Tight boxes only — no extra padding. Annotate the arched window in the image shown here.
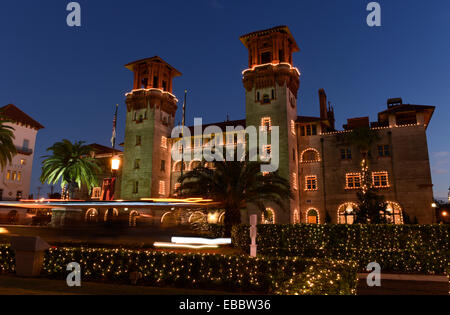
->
[337,203,358,224]
[262,208,275,224]
[85,208,98,222]
[300,148,321,163]
[307,209,319,224]
[385,201,403,224]
[293,209,300,224]
[173,161,187,172]
[189,160,202,170]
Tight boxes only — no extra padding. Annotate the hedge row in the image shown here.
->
[231,224,450,274]
[0,245,14,273]
[0,245,358,295]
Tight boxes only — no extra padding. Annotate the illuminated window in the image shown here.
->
[293,209,300,224]
[305,176,318,191]
[372,171,389,188]
[307,209,319,224]
[6,171,11,181]
[346,173,361,189]
[262,208,275,224]
[291,120,296,135]
[17,172,21,182]
[338,203,357,224]
[300,148,321,163]
[161,136,168,149]
[159,181,166,196]
[174,183,181,195]
[12,172,17,181]
[20,159,26,165]
[340,148,352,160]
[16,191,22,201]
[91,187,102,200]
[378,145,390,157]
[292,173,298,190]
[260,117,272,131]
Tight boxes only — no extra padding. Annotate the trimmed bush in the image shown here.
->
[0,244,358,294]
[232,224,450,274]
[0,244,14,273]
[40,247,357,294]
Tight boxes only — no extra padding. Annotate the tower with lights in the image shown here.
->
[121,57,181,200]
[240,26,301,223]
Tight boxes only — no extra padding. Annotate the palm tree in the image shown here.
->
[0,114,17,170]
[177,160,293,236]
[40,140,101,199]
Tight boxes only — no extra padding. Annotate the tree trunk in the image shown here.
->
[224,207,241,237]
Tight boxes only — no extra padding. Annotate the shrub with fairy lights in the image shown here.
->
[232,224,450,274]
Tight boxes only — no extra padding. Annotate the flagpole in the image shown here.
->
[181,90,187,179]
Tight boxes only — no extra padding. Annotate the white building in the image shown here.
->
[0,104,43,223]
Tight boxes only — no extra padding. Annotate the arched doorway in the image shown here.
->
[85,208,98,222]
[7,210,18,225]
[188,211,206,224]
[161,212,177,227]
[129,210,139,227]
[262,208,275,224]
[306,209,319,224]
[104,208,119,222]
[337,202,358,224]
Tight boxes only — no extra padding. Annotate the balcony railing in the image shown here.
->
[16,146,33,155]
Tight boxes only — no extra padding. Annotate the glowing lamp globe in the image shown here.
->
[111,157,121,171]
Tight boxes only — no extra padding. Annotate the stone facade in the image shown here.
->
[107,26,436,225]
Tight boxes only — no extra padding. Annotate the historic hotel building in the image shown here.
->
[105,26,435,225]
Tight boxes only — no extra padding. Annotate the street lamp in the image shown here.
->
[111,156,121,171]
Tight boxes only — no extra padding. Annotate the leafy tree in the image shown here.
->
[40,140,101,199]
[177,160,293,236]
[0,114,17,170]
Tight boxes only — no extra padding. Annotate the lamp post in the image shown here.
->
[109,156,121,201]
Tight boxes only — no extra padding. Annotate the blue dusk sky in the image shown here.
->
[0,0,449,199]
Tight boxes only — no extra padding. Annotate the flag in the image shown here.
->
[111,104,119,148]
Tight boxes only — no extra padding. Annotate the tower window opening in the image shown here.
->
[256,91,260,101]
[162,80,167,91]
[263,94,270,104]
[271,89,275,100]
[279,49,285,62]
[141,78,148,89]
[261,51,272,64]
[153,76,158,88]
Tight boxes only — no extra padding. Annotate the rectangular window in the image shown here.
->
[260,117,272,131]
[136,136,141,146]
[340,148,352,160]
[16,191,22,201]
[292,173,298,190]
[372,171,389,188]
[161,136,168,149]
[0,189,3,201]
[305,176,318,191]
[133,181,139,194]
[20,159,26,165]
[159,181,166,196]
[291,120,296,135]
[378,145,390,157]
[91,187,102,200]
[301,124,317,136]
[23,139,29,150]
[346,173,361,189]
[160,160,166,172]
[12,171,17,181]
[17,172,22,182]
[134,159,140,169]
[6,171,11,181]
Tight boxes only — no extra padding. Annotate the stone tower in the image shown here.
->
[240,26,300,223]
[121,56,181,200]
